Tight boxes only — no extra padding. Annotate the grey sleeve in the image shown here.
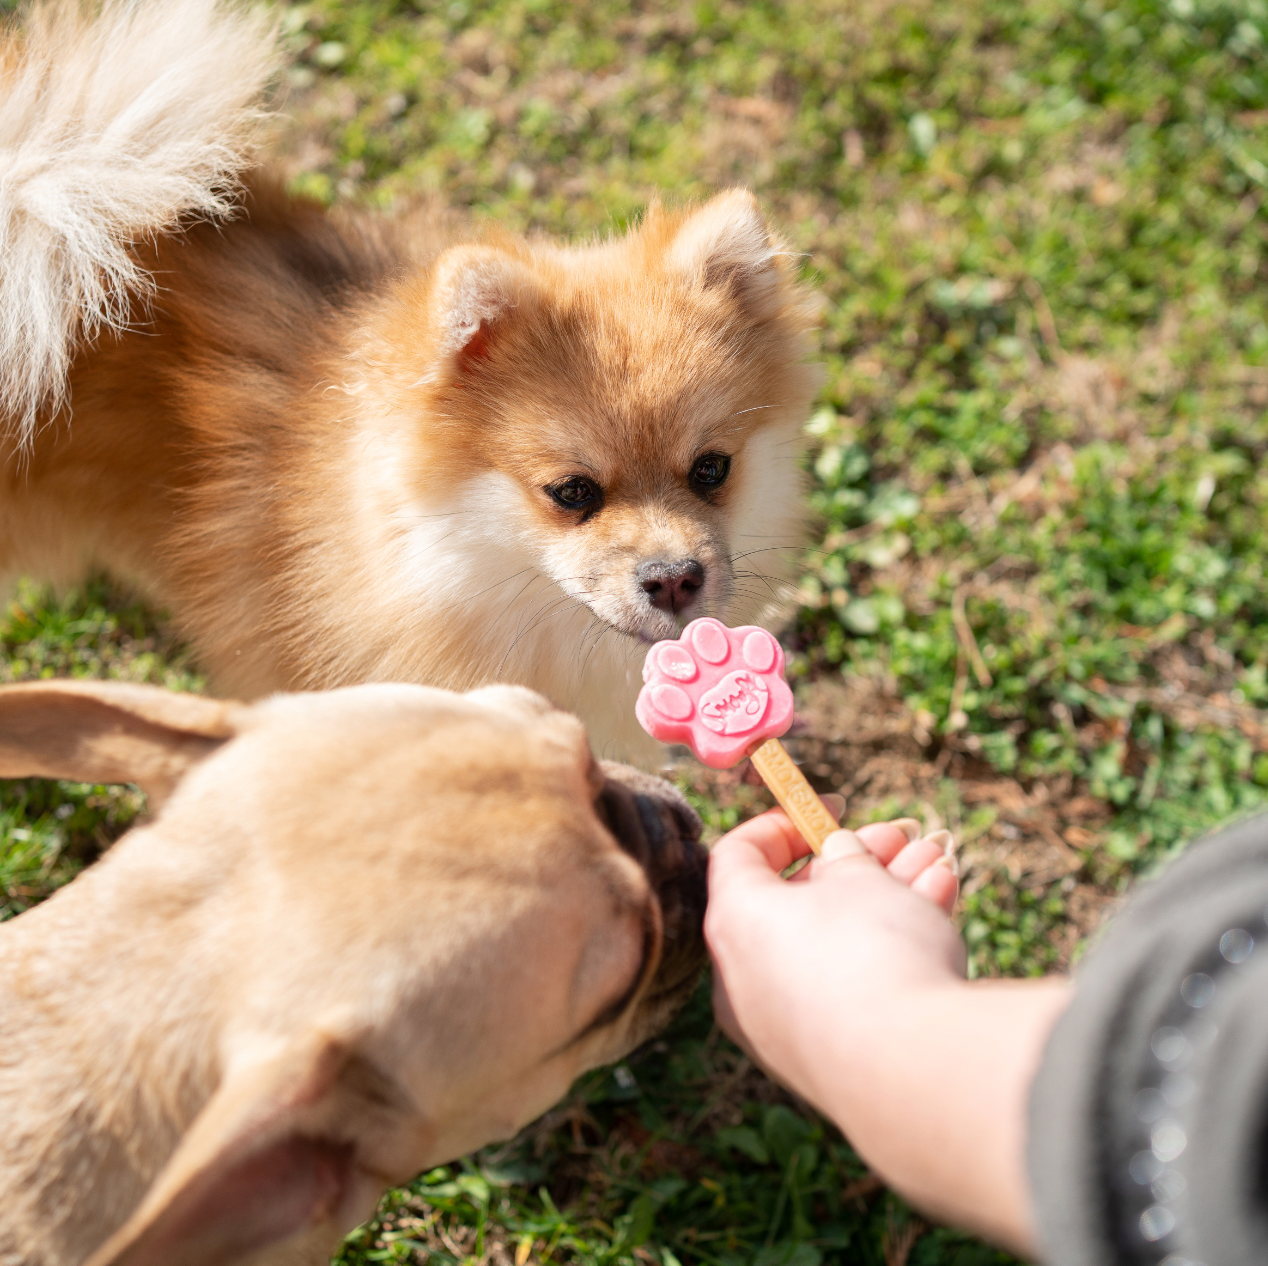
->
[1028,812,1268,1266]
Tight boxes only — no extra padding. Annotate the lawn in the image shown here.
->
[4,0,1268,1261]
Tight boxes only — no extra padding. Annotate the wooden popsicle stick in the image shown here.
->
[748,737,839,854]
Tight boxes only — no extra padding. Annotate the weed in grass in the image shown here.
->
[960,881,1069,979]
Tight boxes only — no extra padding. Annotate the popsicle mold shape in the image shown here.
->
[637,618,841,853]
[636,618,794,769]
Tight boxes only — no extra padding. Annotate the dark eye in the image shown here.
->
[690,452,731,492]
[546,476,601,511]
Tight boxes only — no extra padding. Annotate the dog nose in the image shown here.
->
[637,559,705,614]
[596,763,708,1019]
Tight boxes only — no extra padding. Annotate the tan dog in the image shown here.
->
[0,0,819,763]
[0,679,706,1266]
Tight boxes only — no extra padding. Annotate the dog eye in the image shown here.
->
[547,476,601,510]
[689,452,731,491]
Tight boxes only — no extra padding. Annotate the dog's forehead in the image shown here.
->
[473,291,789,480]
[228,683,594,789]
[152,683,619,893]
[245,680,562,730]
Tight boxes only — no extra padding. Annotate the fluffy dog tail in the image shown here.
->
[0,0,277,444]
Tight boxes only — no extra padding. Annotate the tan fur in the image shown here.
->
[0,2,820,761]
[0,679,707,1266]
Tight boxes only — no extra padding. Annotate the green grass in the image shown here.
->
[331,984,1012,1266]
[7,0,1268,1260]
[0,579,202,917]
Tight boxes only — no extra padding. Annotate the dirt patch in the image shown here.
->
[679,670,1122,971]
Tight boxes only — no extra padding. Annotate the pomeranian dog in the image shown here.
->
[0,0,819,760]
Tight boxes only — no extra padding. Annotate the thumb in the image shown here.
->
[708,823,795,902]
[820,828,869,861]
[811,828,883,880]
[705,825,790,970]
[708,806,818,900]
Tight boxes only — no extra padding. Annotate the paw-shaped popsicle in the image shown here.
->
[636,618,794,769]
[637,618,838,853]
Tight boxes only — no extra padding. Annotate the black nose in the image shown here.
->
[596,762,708,1019]
[637,559,705,614]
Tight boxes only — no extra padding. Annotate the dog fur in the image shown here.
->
[0,678,707,1266]
[0,0,820,761]
[0,0,274,437]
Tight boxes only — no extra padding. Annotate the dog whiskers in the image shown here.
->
[497,588,602,676]
[734,570,785,599]
[488,571,548,628]
[727,544,802,564]
[576,615,615,683]
[457,566,539,605]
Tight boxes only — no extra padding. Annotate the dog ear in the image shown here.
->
[431,244,539,373]
[666,189,788,319]
[82,1031,394,1266]
[0,679,242,808]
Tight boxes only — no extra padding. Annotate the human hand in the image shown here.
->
[705,804,966,1118]
[706,803,1069,1254]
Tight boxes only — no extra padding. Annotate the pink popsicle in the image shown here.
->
[636,617,839,853]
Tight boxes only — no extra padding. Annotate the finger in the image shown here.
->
[708,808,810,895]
[854,819,921,865]
[887,837,949,885]
[820,828,869,861]
[923,828,955,855]
[710,967,745,1047]
[911,857,959,912]
[786,858,814,883]
[807,828,884,880]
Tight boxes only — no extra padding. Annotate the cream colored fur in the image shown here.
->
[0,0,274,441]
[0,678,706,1266]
